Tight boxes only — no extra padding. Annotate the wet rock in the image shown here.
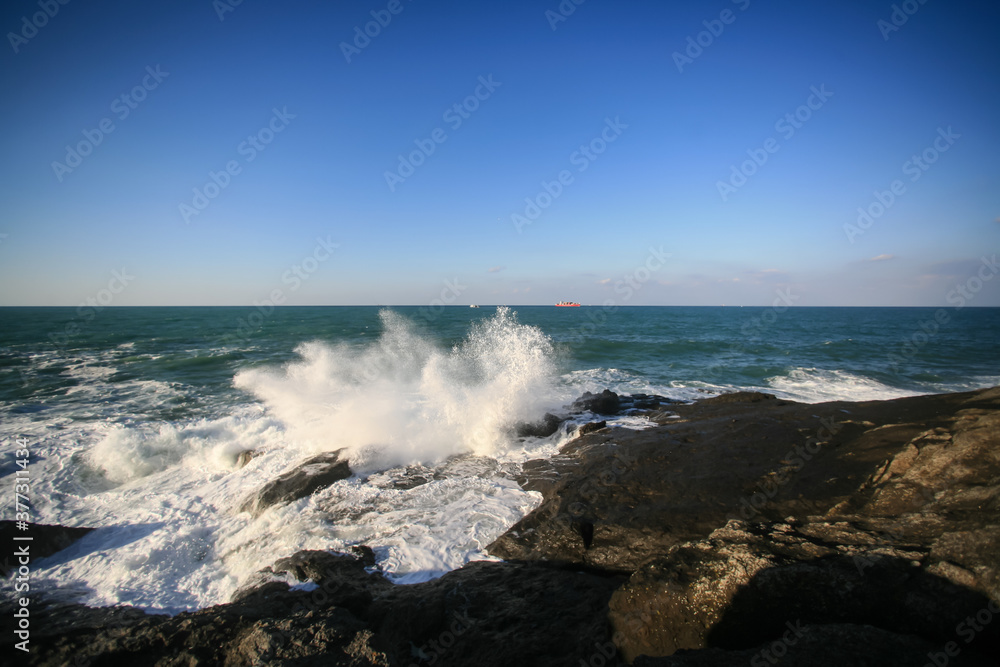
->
[578,420,607,436]
[620,393,680,411]
[17,554,625,667]
[572,389,622,415]
[0,522,94,573]
[12,386,999,667]
[239,450,352,517]
[514,412,565,438]
[235,449,258,468]
[698,391,783,405]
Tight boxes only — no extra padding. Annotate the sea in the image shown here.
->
[1,305,998,614]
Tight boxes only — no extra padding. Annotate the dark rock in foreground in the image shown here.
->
[514,412,565,438]
[0,522,94,575]
[239,449,352,517]
[493,386,1000,664]
[488,388,999,573]
[7,387,999,666]
[572,388,623,415]
[12,551,623,667]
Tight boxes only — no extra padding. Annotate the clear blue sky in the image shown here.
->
[1,0,997,306]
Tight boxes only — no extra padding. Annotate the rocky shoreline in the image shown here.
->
[4,387,999,666]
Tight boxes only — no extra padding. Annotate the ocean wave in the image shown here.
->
[765,367,923,403]
[233,307,560,470]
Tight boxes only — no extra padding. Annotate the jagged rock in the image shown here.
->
[239,450,352,517]
[235,449,258,468]
[0,522,94,574]
[11,387,1000,667]
[489,388,1000,574]
[578,420,607,436]
[514,412,565,438]
[572,389,622,415]
[14,555,625,667]
[609,519,999,662]
[621,393,679,411]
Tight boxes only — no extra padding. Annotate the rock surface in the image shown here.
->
[5,387,999,666]
[488,389,999,573]
[239,449,352,517]
[10,551,623,667]
[0,522,94,575]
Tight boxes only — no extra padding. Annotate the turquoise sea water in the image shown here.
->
[0,305,998,612]
[2,305,998,407]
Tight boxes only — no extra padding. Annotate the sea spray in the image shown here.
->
[233,307,559,470]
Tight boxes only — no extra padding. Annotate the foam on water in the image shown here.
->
[765,367,923,403]
[15,307,565,612]
[6,307,994,614]
[233,307,560,470]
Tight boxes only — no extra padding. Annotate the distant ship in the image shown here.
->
[555,301,581,307]
[469,304,480,308]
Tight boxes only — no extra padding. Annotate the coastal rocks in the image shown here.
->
[239,449,352,517]
[488,388,995,573]
[10,387,1000,666]
[571,390,679,416]
[572,389,622,414]
[0,522,94,573]
[608,519,999,662]
[235,449,258,468]
[513,392,677,440]
[578,420,607,436]
[16,551,625,667]
[514,412,566,438]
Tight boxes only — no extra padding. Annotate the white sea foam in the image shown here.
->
[12,307,565,613]
[233,307,561,470]
[12,309,988,615]
[765,367,923,403]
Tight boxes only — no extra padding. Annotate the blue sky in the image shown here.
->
[1,0,997,306]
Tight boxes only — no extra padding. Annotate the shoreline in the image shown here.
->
[4,386,999,665]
